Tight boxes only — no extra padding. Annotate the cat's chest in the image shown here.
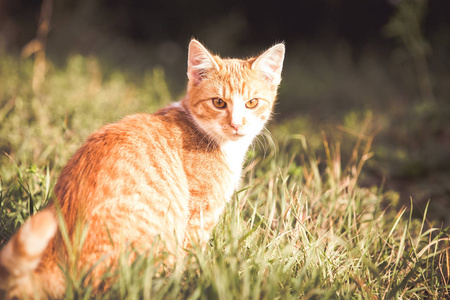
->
[184,135,251,209]
[219,139,251,200]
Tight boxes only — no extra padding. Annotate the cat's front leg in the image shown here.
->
[184,204,224,250]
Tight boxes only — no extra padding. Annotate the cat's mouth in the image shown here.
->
[226,131,245,140]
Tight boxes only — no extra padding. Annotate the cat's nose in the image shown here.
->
[229,122,242,132]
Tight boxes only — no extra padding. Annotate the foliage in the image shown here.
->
[0,54,449,299]
[0,54,171,241]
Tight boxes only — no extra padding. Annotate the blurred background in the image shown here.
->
[0,0,449,224]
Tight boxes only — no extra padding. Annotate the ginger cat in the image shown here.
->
[0,39,285,299]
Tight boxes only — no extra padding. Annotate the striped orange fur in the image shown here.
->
[0,39,285,299]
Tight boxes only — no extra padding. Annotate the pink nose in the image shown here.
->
[230,123,242,132]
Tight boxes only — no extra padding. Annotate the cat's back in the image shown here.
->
[95,104,188,150]
[63,103,192,172]
[54,105,197,219]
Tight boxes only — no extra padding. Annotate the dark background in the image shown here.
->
[2,0,449,75]
[1,0,449,105]
[1,0,450,224]
[2,0,449,48]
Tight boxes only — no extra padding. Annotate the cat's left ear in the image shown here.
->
[187,39,219,85]
[252,43,285,86]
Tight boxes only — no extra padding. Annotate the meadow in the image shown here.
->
[0,49,449,299]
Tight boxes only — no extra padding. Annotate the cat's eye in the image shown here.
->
[245,98,259,109]
[212,98,227,109]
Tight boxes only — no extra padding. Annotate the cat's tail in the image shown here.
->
[0,209,58,299]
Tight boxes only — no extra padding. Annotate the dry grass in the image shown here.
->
[0,54,449,299]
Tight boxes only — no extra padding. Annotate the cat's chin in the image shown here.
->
[223,132,248,142]
[227,135,243,141]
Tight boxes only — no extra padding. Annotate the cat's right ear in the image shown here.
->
[188,39,219,85]
[252,43,285,86]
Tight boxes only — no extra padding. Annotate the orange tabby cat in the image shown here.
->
[0,39,285,299]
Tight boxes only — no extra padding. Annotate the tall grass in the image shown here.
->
[0,54,449,299]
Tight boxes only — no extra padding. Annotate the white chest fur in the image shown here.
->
[220,137,252,201]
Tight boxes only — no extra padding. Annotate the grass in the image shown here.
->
[1,53,449,299]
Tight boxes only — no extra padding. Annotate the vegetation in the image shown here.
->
[0,52,449,299]
[1,1,449,298]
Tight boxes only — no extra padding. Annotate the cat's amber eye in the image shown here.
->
[212,98,227,109]
[245,98,259,109]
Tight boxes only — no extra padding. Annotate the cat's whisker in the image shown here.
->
[252,131,264,151]
[262,128,276,152]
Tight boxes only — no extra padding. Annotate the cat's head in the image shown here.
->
[183,39,285,144]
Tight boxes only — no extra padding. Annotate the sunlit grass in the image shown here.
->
[0,54,449,299]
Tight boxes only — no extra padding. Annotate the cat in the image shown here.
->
[0,39,285,299]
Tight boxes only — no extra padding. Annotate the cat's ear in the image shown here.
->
[187,39,219,85]
[252,43,285,86]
